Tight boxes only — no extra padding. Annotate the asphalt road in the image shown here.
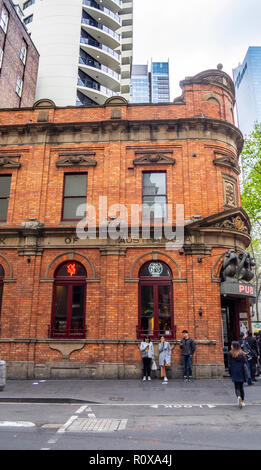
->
[0,396,261,451]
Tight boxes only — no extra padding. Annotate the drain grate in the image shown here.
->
[65,418,128,433]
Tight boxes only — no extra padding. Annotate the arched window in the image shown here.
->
[0,264,4,319]
[50,261,87,338]
[138,261,175,339]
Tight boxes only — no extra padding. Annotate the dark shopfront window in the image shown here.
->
[50,261,87,338]
[138,261,175,340]
[0,264,4,319]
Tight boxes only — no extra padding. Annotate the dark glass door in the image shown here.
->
[52,282,85,338]
[139,281,173,339]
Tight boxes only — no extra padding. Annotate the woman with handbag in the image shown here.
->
[158,336,172,384]
[139,336,154,381]
[228,341,248,408]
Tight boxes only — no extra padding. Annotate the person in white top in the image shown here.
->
[139,336,154,381]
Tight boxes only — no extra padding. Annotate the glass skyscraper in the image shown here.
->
[130,60,170,103]
[233,47,261,136]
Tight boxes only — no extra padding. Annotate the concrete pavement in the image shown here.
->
[0,376,260,405]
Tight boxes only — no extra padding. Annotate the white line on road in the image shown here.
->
[57,415,78,434]
[0,421,35,427]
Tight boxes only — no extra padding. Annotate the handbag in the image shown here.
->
[244,362,250,382]
[151,360,157,370]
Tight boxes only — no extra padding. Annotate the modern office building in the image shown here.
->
[16,0,133,106]
[233,47,261,136]
[130,60,170,103]
[0,0,39,108]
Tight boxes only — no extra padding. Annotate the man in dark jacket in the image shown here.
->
[180,330,196,382]
[245,331,259,382]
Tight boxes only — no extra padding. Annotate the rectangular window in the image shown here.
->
[24,14,33,24]
[0,47,3,69]
[23,0,35,9]
[20,43,28,65]
[0,7,9,33]
[142,172,167,219]
[16,76,23,97]
[0,175,11,222]
[62,173,87,220]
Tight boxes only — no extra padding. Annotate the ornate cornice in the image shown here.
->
[0,117,244,155]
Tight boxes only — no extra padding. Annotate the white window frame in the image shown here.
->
[16,76,23,97]
[0,7,9,33]
[20,44,27,65]
[0,47,3,69]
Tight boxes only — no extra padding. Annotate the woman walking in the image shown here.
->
[158,336,172,384]
[140,336,154,381]
[228,341,247,408]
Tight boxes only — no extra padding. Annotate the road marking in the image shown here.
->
[57,415,78,434]
[0,421,35,427]
[75,405,88,414]
[65,417,128,433]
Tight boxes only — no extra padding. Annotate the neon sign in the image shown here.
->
[67,263,77,277]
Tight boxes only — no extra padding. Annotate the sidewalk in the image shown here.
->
[0,376,260,405]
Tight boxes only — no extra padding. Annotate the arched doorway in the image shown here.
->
[138,261,174,339]
[50,261,87,338]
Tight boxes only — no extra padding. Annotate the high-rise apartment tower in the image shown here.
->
[17,0,133,106]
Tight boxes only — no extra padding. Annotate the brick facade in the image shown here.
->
[0,68,254,379]
[0,0,39,108]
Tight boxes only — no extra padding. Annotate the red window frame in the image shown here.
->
[50,262,87,339]
[137,261,175,340]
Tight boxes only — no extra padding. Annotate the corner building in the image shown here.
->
[0,68,255,379]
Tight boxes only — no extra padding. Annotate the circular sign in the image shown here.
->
[148,262,163,277]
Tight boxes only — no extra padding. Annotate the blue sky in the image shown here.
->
[133,0,261,99]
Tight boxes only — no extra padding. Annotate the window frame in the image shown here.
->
[142,170,167,221]
[137,261,175,340]
[15,76,23,97]
[50,261,87,339]
[20,42,28,65]
[0,174,11,222]
[61,172,88,222]
[0,6,9,34]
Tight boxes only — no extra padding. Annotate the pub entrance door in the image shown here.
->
[221,297,250,368]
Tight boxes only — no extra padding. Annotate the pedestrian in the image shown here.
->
[239,332,252,385]
[180,330,196,382]
[228,341,247,408]
[158,336,172,384]
[245,331,259,382]
[139,336,154,381]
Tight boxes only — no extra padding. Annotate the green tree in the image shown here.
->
[240,122,261,319]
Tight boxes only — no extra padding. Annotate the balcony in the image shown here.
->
[48,324,87,339]
[80,35,120,72]
[82,0,121,31]
[81,17,120,50]
[96,0,122,14]
[79,55,120,90]
[77,76,118,105]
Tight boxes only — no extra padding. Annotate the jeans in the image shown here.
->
[234,381,245,401]
[182,355,192,377]
[142,357,152,378]
[247,361,252,385]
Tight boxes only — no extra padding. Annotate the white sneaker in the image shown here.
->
[148,376,151,381]
[162,377,168,384]
[143,376,146,381]
[238,397,242,409]
[242,402,246,407]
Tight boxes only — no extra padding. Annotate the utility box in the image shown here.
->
[0,361,6,391]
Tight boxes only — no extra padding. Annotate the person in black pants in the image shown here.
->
[180,330,196,381]
[228,341,247,408]
[139,336,154,381]
[245,331,259,382]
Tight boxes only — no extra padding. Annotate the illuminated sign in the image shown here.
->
[67,263,77,277]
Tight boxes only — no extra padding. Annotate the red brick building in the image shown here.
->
[0,0,39,108]
[0,68,256,379]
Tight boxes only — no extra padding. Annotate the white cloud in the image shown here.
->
[133,0,261,99]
